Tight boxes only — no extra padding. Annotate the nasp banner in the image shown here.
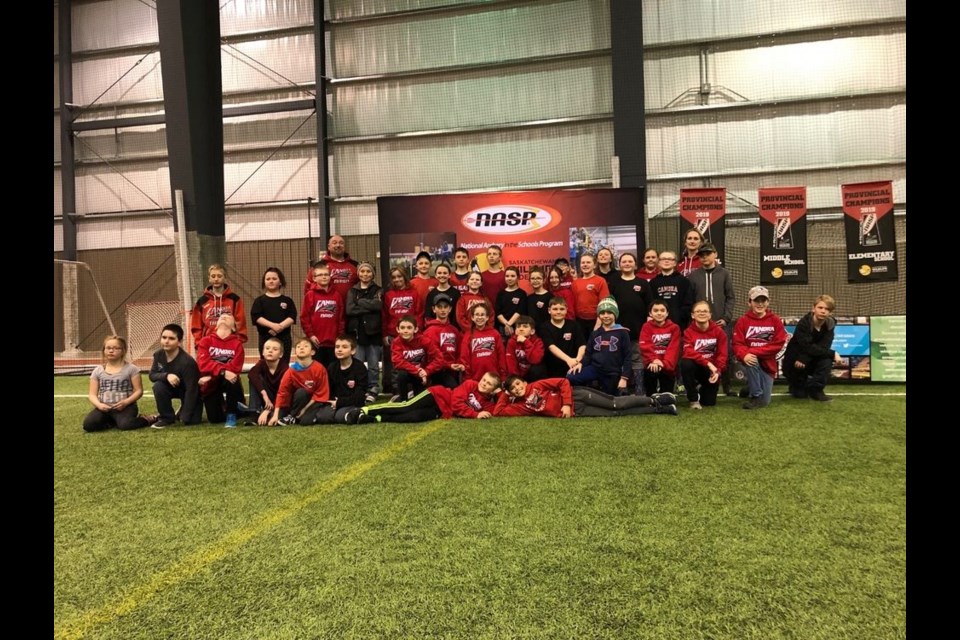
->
[377,189,645,290]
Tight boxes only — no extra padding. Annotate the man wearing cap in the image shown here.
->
[732,286,788,410]
[304,235,360,300]
[687,243,737,395]
[566,297,634,395]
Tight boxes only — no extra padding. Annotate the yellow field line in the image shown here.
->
[54,420,447,640]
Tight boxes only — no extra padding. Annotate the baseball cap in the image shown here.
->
[698,243,717,255]
[749,286,770,300]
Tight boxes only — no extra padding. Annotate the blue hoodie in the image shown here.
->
[584,323,633,379]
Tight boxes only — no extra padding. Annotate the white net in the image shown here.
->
[126,301,186,370]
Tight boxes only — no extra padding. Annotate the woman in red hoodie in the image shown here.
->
[458,302,506,382]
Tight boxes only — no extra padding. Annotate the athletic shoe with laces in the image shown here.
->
[742,398,765,410]
[151,417,176,429]
[279,414,297,425]
[365,393,378,405]
[689,401,703,410]
[224,413,238,428]
[809,391,833,402]
[651,392,677,407]
[344,408,361,424]
[656,404,679,416]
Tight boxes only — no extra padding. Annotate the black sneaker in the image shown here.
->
[656,404,679,416]
[651,392,677,407]
[279,415,298,425]
[151,418,176,429]
[344,408,361,424]
[725,390,739,397]
[739,388,751,398]
[742,398,764,410]
[357,411,379,424]
[809,391,833,402]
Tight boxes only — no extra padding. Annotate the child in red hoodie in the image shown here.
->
[420,293,464,389]
[505,315,546,381]
[638,300,681,396]
[350,372,502,423]
[459,302,506,382]
[301,264,345,368]
[732,286,788,410]
[196,313,245,427]
[680,300,729,410]
[190,263,248,346]
[270,338,331,425]
[455,271,493,332]
[495,375,676,418]
[494,376,574,418]
[382,267,423,396]
[391,315,445,400]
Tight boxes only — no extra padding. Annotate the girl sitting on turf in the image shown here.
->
[83,336,158,431]
[679,301,729,410]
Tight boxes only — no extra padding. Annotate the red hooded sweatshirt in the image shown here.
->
[196,331,244,396]
[682,320,729,373]
[391,334,445,376]
[191,284,247,344]
[421,319,462,369]
[429,379,498,419]
[493,378,573,417]
[301,285,345,347]
[505,334,545,378]
[732,309,788,377]
[638,319,682,374]
[459,325,505,382]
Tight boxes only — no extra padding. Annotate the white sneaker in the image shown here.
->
[689,401,703,410]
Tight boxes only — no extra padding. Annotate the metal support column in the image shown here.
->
[156,0,226,301]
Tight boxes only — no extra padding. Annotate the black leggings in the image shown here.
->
[680,359,719,406]
[364,390,442,423]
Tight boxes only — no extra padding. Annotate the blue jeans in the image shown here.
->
[567,365,622,395]
[744,364,774,407]
[356,344,382,394]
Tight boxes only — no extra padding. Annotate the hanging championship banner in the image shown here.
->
[842,181,898,282]
[758,186,808,284]
[679,188,726,258]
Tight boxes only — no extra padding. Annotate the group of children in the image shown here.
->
[82,245,843,431]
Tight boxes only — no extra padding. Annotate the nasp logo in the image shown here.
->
[461,205,561,236]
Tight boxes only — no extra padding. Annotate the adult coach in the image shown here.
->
[303,235,359,299]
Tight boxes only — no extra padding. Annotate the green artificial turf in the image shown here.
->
[54,376,906,639]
